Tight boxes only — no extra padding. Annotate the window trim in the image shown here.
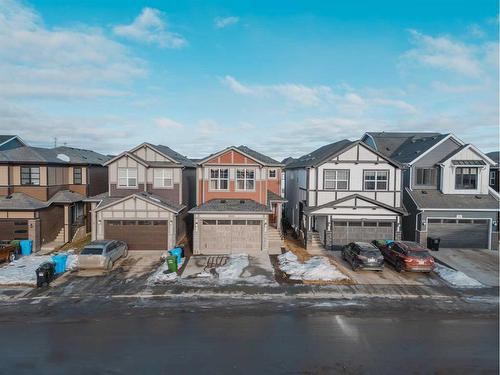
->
[153,168,174,189]
[268,168,278,179]
[363,170,389,191]
[455,167,478,190]
[415,167,437,186]
[20,166,40,186]
[117,167,138,188]
[73,167,82,185]
[490,171,496,186]
[209,168,229,191]
[323,169,350,190]
[235,168,256,191]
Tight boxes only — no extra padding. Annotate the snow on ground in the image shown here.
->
[434,263,483,288]
[147,258,184,285]
[0,252,77,286]
[278,251,349,282]
[216,254,248,281]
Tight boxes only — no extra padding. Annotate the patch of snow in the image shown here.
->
[434,264,483,288]
[216,254,248,280]
[278,251,349,282]
[0,255,52,286]
[147,263,178,284]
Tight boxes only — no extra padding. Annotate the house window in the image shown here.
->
[21,167,40,186]
[236,168,255,190]
[210,168,229,190]
[118,168,137,188]
[73,167,82,185]
[490,171,496,186]
[363,170,389,191]
[455,167,478,190]
[268,169,277,179]
[153,169,173,188]
[415,168,436,186]
[324,170,349,190]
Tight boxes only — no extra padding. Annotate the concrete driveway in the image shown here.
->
[432,249,499,287]
[330,251,446,286]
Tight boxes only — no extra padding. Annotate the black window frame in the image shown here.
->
[363,170,389,191]
[455,167,478,190]
[21,166,40,186]
[73,167,82,185]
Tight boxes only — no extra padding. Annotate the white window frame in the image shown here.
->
[209,168,229,191]
[153,168,173,188]
[118,168,138,188]
[490,171,496,186]
[363,170,389,191]
[236,168,256,191]
[268,169,277,179]
[324,169,349,190]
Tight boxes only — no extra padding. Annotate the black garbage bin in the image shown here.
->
[36,261,55,287]
[427,237,441,251]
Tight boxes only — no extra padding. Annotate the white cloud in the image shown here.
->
[154,117,184,129]
[403,29,483,77]
[431,81,484,93]
[214,16,239,29]
[0,0,145,99]
[468,24,485,38]
[113,7,186,48]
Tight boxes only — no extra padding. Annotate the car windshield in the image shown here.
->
[81,247,103,255]
[360,250,380,257]
[408,250,430,259]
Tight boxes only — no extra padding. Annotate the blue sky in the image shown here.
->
[0,0,498,159]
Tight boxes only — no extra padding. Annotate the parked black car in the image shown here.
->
[341,242,385,271]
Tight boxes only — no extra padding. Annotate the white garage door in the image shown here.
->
[427,219,489,249]
[200,219,262,254]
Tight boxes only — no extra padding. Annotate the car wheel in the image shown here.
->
[341,251,346,261]
[106,259,113,270]
[124,249,128,258]
[395,261,404,273]
[351,261,359,271]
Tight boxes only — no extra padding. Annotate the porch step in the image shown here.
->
[307,232,326,255]
[39,227,66,254]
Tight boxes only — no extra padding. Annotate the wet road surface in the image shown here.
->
[0,309,497,374]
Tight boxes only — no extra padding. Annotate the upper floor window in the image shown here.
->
[268,169,277,179]
[415,168,436,186]
[73,167,82,185]
[153,169,173,188]
[455,167,478,190]
[21,166,40,186]
[324,170,349,190]
[490,171,496,186]
[118,168,137,188]
[210,168,229,190]
[236,168,255,190]
[364,170,388,191]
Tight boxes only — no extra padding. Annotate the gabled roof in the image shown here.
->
[267,190,287,205]
[0,135,26,147]
[305,193,407,215]
[94,192,185,213]
[149,144,196,167]
[0,145,108,166]
[49,190,86,204]
[0,193,48,210]
[189,199,272,214]
[364,132,456,164]
[486,151,499,164]
[105,143,195,168]
[438,144,496,166]
[197,145,283,166]
[285,139,402,169]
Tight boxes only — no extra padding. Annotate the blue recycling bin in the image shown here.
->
[20,240,33,256]
[51,254,68,274]
[168,247,183,265]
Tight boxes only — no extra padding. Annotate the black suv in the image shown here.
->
[341,242,384,271]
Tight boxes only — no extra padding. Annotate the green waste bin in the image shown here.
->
[166,256,178,272]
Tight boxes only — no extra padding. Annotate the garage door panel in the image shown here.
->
[104,220,168,250]
[332,221,394,245]
[428,220,489,249]
[200,219,262,254]
[0,220,28,241]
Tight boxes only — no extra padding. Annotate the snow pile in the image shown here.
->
[0,255,52,286]
[278,251,349,282]
[147,258,185,285]
[434,264,483,288]
[216,254,249,280]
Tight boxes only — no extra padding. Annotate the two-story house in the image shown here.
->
[284,139,407,251]
[88,143,196,250]
[189,146,286,255]
[486,151,499,192]
[362,132,499,250]
[0,145,109,251]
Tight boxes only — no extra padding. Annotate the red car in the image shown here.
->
[373,241,435,273]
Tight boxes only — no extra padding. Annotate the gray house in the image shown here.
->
[362,132,499,250]
[284,140,407,252]
[0,135,27,151]
[487,151,499,193]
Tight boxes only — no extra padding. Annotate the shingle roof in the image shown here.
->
[487,151,499,164]
[0,145,109,165]
[93,192,185,213]
[285,139,353,168]
[151,144,196,167]
[189,199,272,213]
[236,146,282,166]
[407,188,499,210]
[0,135,17,144]
[365,132,450,164]
[267,190,286,205]
[49,190,86,204]
[0,193,47,210]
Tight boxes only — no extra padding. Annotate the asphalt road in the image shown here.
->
[0,307,497,375]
